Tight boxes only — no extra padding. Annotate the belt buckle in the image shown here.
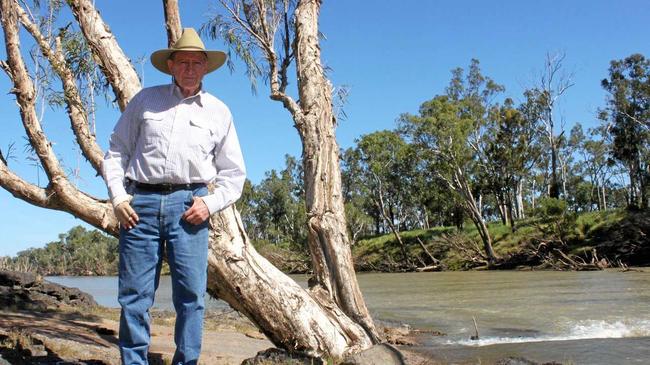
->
[161,183,174,192]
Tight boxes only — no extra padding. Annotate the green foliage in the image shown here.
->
[9,226,118,276]
[238,155,308,250]
[532,198,578,246]
[535,197,568,218]
[600,53,650,209]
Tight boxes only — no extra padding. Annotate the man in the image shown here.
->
[103,28,246,364]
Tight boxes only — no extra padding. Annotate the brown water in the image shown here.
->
[49,270,650,365]
[357,270,650,365]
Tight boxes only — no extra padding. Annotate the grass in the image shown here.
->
[352,208,636,270]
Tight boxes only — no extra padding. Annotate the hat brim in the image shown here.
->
[150,49,227,75]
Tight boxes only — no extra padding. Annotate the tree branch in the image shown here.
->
[1,0,117,235]
[0,160,60,210]
[162,0,182,46]
[220,0,272,54]
[2,0,65,182]
[15,0,104,175]
[67,0,141,110]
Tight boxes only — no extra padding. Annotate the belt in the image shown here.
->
[134,181,206,193]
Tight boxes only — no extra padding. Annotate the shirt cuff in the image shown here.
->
[201,193,223,215]
[111,194,132,208]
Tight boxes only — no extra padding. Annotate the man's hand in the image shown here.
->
[115,201,139,230]
[183,197,210,225]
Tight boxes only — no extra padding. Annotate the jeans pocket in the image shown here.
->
[185,190,194,208]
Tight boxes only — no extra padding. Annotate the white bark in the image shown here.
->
[0,0,116,234]
[14,1,104,174]
[67,0,141,111]
[293,0,379,342]
[516,179,525,219]
[206,206,372,357]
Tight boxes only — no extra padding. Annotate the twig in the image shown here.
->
[471,316,480,340]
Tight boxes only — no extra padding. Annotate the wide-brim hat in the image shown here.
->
[150,28,226,75]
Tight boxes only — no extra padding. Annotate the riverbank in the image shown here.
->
[350,208,650,272]
[231,208,650,274]
[0,270,273,364]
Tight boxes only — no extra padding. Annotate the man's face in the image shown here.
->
[167,51,208,94]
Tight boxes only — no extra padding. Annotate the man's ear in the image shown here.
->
[166,58,174,72]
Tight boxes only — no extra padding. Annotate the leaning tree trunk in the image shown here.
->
[453,167,497,264]
[206,206,373,356]
[0,0,378,359]
[292,0,380,343]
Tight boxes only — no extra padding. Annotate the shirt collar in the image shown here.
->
[169,83,205,107]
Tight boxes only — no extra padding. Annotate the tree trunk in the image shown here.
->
[452,168,496,263]
[67,0,141,111]
[531,178,537,210]
[466,200,496,263]
[516,179,525,219]
[293,0,379,343]
[550,136,560,199]
[162,0,182,46]
[371,175,411,268]
[495,192,507,225]
[205,206,372,357]
[506,189,516,232]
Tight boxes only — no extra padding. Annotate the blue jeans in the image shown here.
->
[118,185,209,365]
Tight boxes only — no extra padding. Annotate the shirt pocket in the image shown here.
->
[141,111,168,148]
[188,119,214,156]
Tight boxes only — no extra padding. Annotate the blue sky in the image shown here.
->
[1,0,648,256]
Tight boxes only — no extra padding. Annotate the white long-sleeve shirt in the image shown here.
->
[103,84,246,214]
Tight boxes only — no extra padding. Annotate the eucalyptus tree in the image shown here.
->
[484,100,541,229]
[340,147,376,241]
[202,0,380,348]
[0,0,378,358]
[528,52,574,199]
[579,126,614,210]
[400,59,502,264]
[253,155,307,247]
[353,130,418,267]
[601,53,650,209]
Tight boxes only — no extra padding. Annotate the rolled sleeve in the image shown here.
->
[102,93,140,208]
[201,116,246,214]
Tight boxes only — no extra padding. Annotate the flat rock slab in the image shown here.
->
[340,343,406,365]
[0,309,273,365]
[0,270,97,311]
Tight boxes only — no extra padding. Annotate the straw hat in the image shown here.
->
[150,28,226,75]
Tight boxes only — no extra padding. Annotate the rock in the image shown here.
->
[241,348,323,365]
[0,270,41,288]
[495,357,538,365]
[495,357,563,365]
[244,330,267,340]
[383,325,419,346]
[340,343,406,365]
[25,343,48,357]
[0,270,97,311]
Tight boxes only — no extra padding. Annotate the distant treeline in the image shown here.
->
[1,226,118,276]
